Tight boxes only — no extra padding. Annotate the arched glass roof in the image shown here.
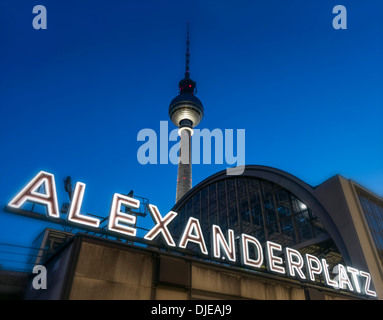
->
[171,175,344,268]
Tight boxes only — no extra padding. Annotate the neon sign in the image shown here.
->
[6,171,377,298]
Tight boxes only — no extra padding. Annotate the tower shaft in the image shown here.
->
[176,128,192,202]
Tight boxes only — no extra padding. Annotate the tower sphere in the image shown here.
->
[168,93,204,129]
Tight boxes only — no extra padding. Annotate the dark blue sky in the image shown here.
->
[0,1,382,270]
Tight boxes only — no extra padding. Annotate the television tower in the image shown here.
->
[169,24,204,203]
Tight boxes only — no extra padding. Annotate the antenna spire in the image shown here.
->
[185,22,190,78]
[178,22,196,94]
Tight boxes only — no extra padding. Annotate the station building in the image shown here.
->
[19,165,382,300]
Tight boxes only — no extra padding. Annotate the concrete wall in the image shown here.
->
[69,241,153,300]
[64,236,359,300]
[191,263,306,300]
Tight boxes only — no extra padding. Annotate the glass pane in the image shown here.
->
[217,180,228,232]
[237,179,251,235]
[262,181,276,226]
[209,184,217,226]
[226,179,239,232]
